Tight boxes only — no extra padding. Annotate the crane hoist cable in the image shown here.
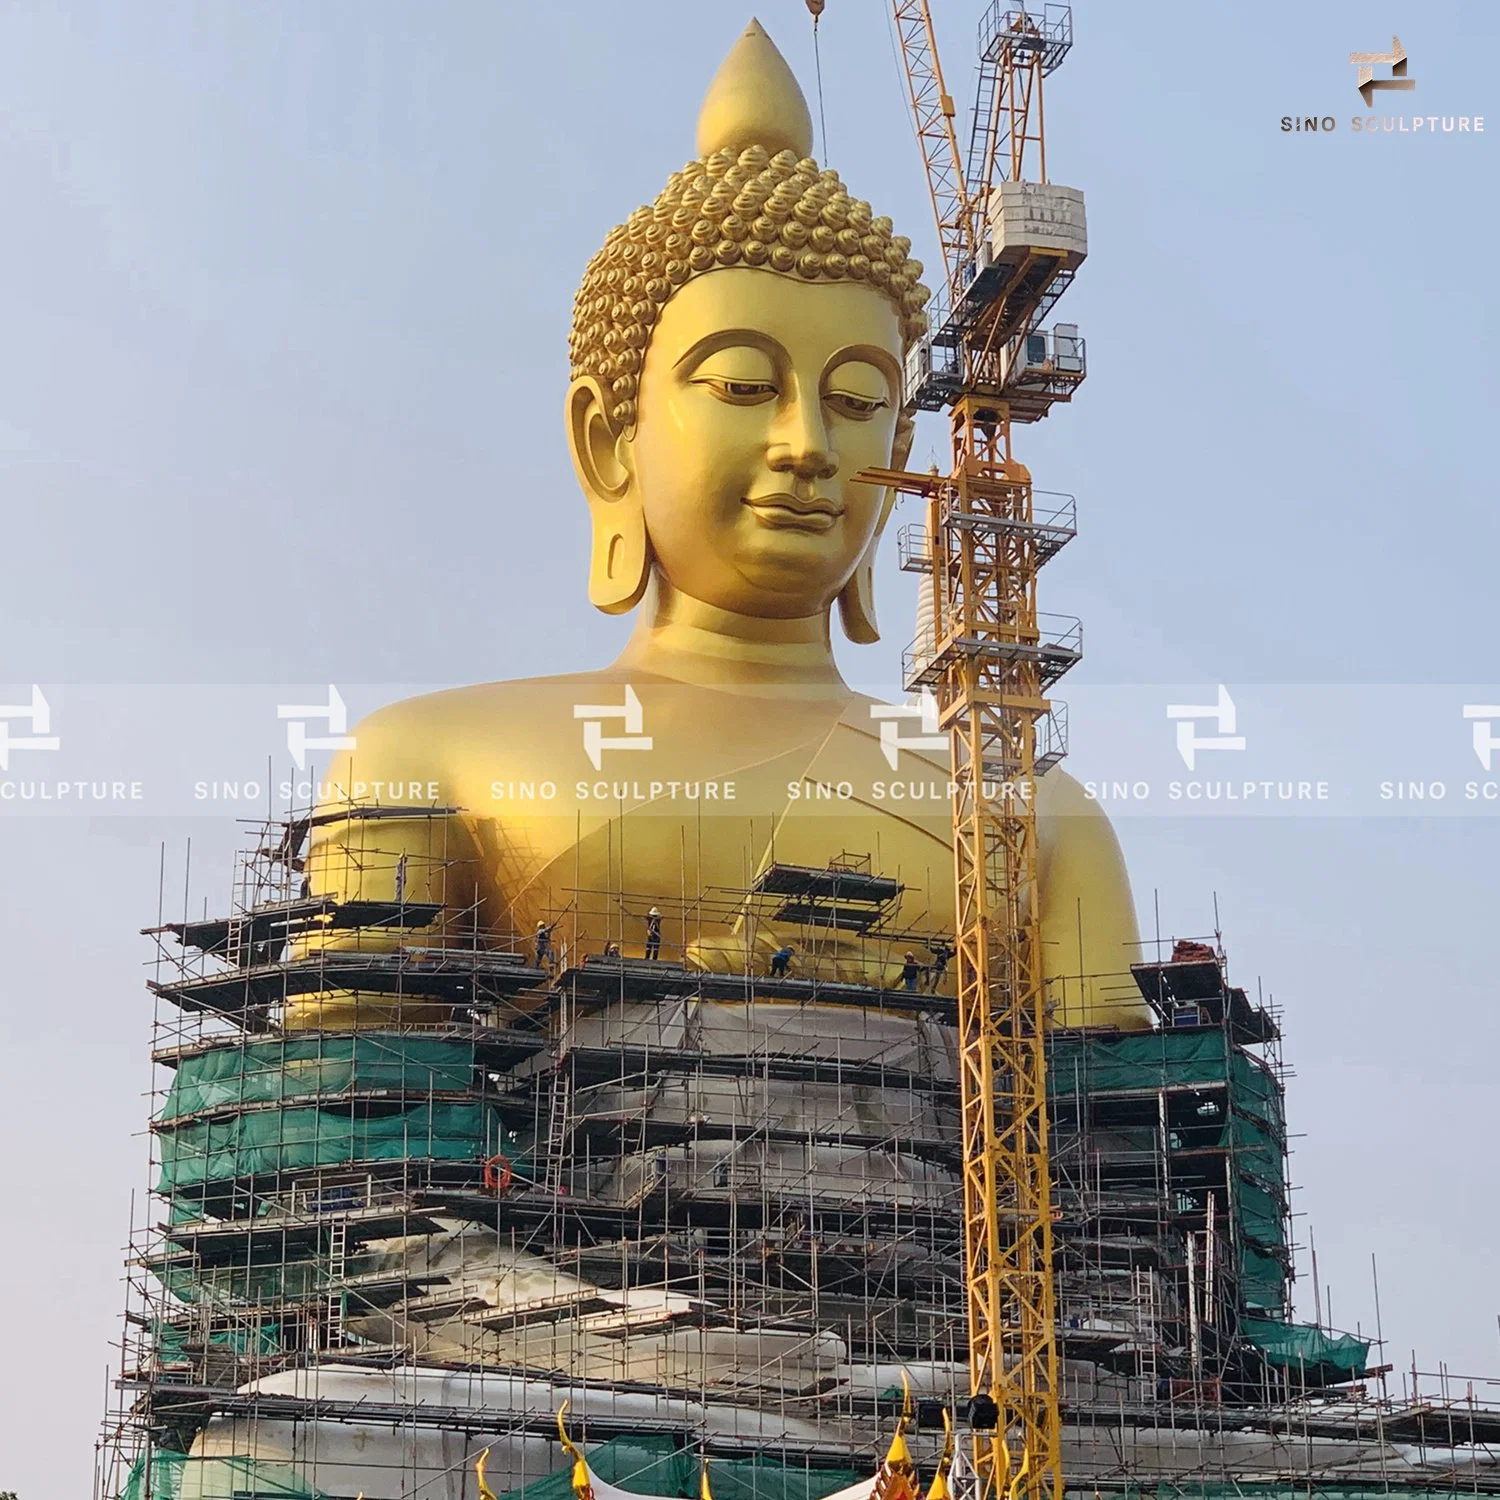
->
[806,0,829,158]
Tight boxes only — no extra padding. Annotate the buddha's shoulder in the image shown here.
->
[1037,767,1131,882]
[343,669,649,782]
[1037,766,1100,818]
[356,671,633,727]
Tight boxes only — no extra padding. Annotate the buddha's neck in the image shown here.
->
[615,576,849,694]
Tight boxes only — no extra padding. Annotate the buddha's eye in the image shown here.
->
[823,359,892,422]
[691,375,780,405]
[825,390,890,421]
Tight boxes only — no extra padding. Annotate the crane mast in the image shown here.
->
[865,7,1087,1500]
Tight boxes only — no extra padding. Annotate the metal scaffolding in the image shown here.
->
[96,810,1500,1500]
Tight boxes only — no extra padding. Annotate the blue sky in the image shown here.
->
[0,2,1496,1492]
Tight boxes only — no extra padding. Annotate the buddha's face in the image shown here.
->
[570,268,904,622]
[634,270,901,617]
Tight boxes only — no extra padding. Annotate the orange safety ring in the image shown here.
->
[482,1154,513,1194]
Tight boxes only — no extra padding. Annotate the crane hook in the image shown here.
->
[805,0,826,17]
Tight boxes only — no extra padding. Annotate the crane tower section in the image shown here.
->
[872,8,1085,1500]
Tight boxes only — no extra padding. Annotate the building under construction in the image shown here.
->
[95,808,1500,1499]
[91,6,1500,1500]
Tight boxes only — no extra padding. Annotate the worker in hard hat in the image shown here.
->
[534,919,559,970]
[644,905,663,961]
[899,951,922,993]
[768,942,795,979]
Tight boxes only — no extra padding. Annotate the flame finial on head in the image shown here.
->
[697,19,814,160]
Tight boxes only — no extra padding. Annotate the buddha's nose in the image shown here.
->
[767,398,838,482]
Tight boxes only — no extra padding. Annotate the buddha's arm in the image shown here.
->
[1037,770,1151,1031]
[297,708,486,952]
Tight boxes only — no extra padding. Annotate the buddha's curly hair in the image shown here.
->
[570,144,930,433]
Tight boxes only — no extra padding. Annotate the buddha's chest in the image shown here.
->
[450,695,955,935]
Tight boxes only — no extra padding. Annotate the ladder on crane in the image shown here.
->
[858,6,1086,1500]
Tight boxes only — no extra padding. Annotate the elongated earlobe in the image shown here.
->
[837,556,880,644]
[589,516,651,613]
[567,376,651,614]
[838,466,900,644]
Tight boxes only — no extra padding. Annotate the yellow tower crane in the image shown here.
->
[853,6,1089,1500]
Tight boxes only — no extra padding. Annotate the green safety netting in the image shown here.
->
[151,1317,281,1363]
[158,1036,478,1121]
[1240,1245,1290,1312]
[156,1100,503,1192]
[1243,1317,1371,1382]
[1227,1049,1285,1132]
[1049,1032,1280,1124]
[152,1252,318,1306]
[121,1450,323,1499]
[494,1436,865,1500]
[1050,1030,1291,1313]
[1086,1489,1459,1500]
[1228,1112,1283,1192]
[1234,1177,1286,1251]
[120,1452,1452,1500]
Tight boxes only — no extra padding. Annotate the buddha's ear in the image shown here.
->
[837,494,893,645]
[566,376,651,614]
[837,409,912,645]
[891,409,916,473]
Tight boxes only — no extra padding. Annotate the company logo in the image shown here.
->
[1280,34,1480,136]
[1166,685,1246,771]
[870,691,948,770]
[277,686,357,771]
[574,685,653,770]
[1463,704,1500,771]
[0,685,60,769]
[1351,37,1415,105]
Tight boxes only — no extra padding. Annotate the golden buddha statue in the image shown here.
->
[300,20,1149,1033]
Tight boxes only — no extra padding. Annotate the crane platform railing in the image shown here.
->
[904,615,1083,696]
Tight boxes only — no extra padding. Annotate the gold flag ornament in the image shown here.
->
[557,1401,597,1500]
[475,1449,498,1500]
[872,1375,919,1500]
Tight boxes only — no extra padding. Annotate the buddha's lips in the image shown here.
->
[742,493,842,532]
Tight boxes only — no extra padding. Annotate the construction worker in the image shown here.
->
[644,906,663,961]
[899,951,922,992]
[534,919,559,970]
[604,941,621,959]
[768,943,795,979]
[928,938,953,992]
